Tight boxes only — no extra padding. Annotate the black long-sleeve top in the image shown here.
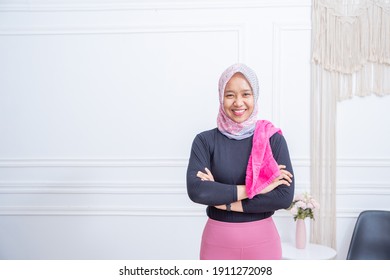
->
[186,128,294,223]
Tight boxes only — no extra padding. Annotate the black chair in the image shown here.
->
[347,210,390,260]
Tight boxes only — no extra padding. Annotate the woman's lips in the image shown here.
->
[232,109,246,116]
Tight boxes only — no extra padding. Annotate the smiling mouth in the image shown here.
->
[232,109,246,116]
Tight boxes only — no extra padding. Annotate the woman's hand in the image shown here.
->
[214,201,244,212]
[259,165,293,194]
[214,204,225,210]
[197,168,214,181]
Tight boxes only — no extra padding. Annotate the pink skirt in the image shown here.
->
[200,217,282,260]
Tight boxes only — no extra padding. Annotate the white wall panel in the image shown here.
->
[0,26,242,159]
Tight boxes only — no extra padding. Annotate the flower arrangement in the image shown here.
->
[288,192,320,221]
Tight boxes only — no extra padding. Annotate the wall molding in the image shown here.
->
[0,158,189,168]
[0,206,204,216]
[0,24,244,36]
[337,183,390,195]
[336,158,390,167]
[0,181,186,194]
[0,0,311,12]
[337,208,390,218]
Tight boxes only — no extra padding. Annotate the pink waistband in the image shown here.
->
[206,217,273,229]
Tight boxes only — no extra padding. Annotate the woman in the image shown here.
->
[186,63,294,260]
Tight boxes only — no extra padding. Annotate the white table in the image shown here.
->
[282,242,337,260]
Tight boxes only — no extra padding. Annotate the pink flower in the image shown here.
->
[290,206,298,215]
[296,201,306,209]
[288,192,320,220]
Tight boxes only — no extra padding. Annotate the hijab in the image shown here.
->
[217,63,259,140]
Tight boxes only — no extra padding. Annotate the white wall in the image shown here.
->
[0,0,389,260]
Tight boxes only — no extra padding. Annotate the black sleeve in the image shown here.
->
[186,133,238,206]
[241,133,295,213]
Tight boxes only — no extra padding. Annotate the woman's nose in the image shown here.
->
[234,97,243,106]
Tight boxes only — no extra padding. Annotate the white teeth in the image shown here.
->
[232,109,246,116]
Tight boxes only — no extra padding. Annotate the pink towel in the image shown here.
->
[245,120,282,199]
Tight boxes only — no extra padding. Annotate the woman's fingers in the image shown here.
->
[205,168,215,181]
[280,174,291,185]
[277,165,293,183]
[279,170,293,183]
[197,168,215,181]
[278,165,293,177]
[272,173,292,186]
[197,171,207,180]
[278,179,290,186]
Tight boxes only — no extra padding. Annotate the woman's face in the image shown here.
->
[223,73,254,123]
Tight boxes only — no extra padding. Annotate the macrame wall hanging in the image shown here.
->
[311,0,390,249]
